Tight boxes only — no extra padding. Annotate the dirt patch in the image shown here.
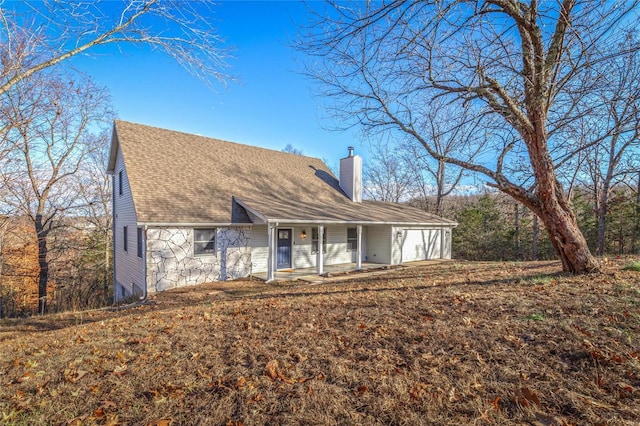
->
[1,259,639,425]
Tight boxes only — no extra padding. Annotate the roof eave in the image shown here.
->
[106,123,119,174]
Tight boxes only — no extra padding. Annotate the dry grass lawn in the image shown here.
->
[1,259,639,425]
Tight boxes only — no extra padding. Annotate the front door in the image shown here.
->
[276,228,292,269]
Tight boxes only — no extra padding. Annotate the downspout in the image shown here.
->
[111,173,117,304]
[142,225,148,301]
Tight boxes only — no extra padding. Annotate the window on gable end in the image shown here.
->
[119,170,123,195]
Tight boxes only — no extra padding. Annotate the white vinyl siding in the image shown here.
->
[441,228,452,259]
[365,225,392,264]
[113,144,145,299]
[292,226,314,268]
[400,229,442,262]
[249,225,268,273]
[392,227,454,263]
[324,226,353,265]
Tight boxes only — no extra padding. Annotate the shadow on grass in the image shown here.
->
[0,261,565,337]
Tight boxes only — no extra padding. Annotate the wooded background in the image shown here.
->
[1,1,639,317]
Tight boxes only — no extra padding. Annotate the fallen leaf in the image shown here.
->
[265,360,278,381]
[354,385,369,396]
[147,420,172,426]
[516,387,541,407]
[492,396,501,412]
[93,407,105,419]
[410,382,428,400]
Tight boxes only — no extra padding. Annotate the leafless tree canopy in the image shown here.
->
[0,0,232,97]
[0,72,113,312]
[299,0,640,273]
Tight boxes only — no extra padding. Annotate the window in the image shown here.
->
[137,227,143,258]
[118,171,123,195]
[123,226,128,252]
[347,228,358,251]
[194,228,216,256]
[312,227,327,253]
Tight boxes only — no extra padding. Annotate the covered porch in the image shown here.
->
[253,261,393,282]
[264,223,366,283]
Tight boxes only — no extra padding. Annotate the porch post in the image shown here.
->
[356,224,362,270]
[267,223,275,282]
[317,225,324,275]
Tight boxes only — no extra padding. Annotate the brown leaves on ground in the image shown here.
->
[1,259,640,425]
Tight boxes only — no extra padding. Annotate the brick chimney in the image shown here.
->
[339,146,362,202]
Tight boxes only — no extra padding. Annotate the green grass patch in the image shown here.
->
[622,261,640,271]
[525,313,545,321]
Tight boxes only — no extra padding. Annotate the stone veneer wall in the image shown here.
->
[146,227,252,293]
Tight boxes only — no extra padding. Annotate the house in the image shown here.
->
[106,121,457,300]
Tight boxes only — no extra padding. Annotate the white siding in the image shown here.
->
[441,228,452,259]
[391,227,402,265]
[113,144,144,299]
[249,225,268,273]
[366,225,392,264]
[291,225,365,268]
[250,225,371,271]
[400,228,442,262]
[292,226,314,268]
[325,225,355,266]
[393,226,455,262]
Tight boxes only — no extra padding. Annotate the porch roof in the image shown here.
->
[234,195,457,226]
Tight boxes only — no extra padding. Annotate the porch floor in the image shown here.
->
[252,260,449,283]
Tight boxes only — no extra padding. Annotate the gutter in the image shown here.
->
[137,222,251,227]
[265,219,458,227]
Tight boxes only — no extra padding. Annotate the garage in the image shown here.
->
[401,229,441,262]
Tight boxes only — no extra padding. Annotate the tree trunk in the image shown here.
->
[532,214,539,261]
[633,171,640,254]
[596,202,607,257]
[35,218,49,314]
[523,104,600,273]
[595,179,610,257]
[514,202,520,260]
[536,199,600,273]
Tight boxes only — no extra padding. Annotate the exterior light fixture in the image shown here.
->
[301,230,307,239]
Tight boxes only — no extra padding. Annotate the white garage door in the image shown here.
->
[401,229,441,262]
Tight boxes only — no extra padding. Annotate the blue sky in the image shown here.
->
[70,1,357,168]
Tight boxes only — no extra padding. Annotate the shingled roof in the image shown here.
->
[107,121,456,226]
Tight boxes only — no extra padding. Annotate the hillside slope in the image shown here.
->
[1,260,639,425]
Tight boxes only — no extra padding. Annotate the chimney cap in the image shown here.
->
[347,146,354,157]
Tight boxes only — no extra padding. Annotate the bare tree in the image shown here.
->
[363,139,418,202]
[405,100,482,214]
[300,1,640,273]
[573,45,640,256]
[76,134,113,304]
[0,72,112,312]
[282,144,304,155]
[0,0,231,97]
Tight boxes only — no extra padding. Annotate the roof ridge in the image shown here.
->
[114,120,326,162]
